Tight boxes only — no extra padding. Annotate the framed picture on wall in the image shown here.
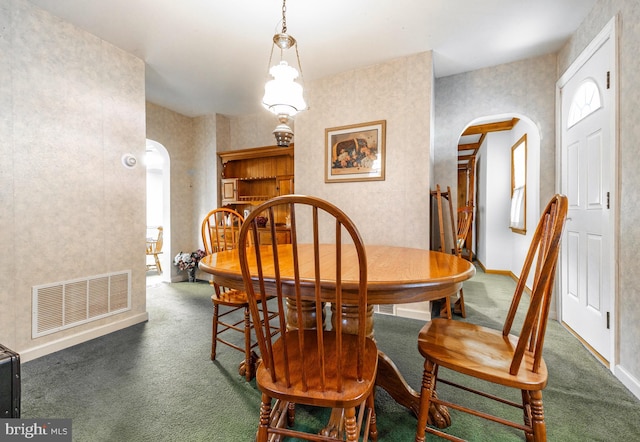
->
[325,120,386,183]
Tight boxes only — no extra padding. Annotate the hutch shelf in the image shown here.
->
[218,145,294,244]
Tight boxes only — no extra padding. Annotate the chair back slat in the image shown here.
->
[502,195,568,375]
[202,209,244,299]
[155,227,164,253]
[238,195,369,396]
[528,205,554,353]
[146,227,163,253]
[456,206,473,256]
[201,208,244,254]
[334,219,343,392]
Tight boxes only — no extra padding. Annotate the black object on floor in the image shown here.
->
[0,343,20,418]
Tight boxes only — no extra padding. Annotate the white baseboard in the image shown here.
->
[394,305,430,321]
[19,312,149,362]
[614,364,640,400]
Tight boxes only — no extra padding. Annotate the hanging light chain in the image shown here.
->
[295,44,305,86]
[281,0,288,34]
[266,43,276,79]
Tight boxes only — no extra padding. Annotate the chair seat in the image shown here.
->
[211,290,276,307]
[211,289,250,306]
[418,318,548,390]
[256,330,378,408]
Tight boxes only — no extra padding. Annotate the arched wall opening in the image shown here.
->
[460,113,540,286]
[146,139,171,283]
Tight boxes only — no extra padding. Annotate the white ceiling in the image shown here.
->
[27,0,597,118]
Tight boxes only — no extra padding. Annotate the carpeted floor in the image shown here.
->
[20,268,640,441]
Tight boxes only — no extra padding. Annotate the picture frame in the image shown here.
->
[325,120,386,183]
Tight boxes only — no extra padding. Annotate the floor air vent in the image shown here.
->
[32,271,131,338]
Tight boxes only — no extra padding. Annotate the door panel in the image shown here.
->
[560,29,613,361]
[586,234,602,310]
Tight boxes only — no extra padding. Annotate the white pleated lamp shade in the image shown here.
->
[262,61,307,117]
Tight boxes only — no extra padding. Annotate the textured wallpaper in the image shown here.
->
[146,102,196,281]
[228,112,283,151]
[435,54,557,211]
[2,0,147,357]
[295,52,433,251]
[0,0,14,346]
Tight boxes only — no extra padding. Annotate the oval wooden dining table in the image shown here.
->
[199,244,475,430]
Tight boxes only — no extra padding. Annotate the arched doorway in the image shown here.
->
[457,113,540,284]
[146,139,171,284]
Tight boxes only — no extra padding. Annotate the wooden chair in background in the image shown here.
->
[239,195,378,442]
[146,226,163,274]
[455,206,473,259]
[415,194,568,442]
[431,185,468,318]
[450,205,473,317]
[201,208,270,381]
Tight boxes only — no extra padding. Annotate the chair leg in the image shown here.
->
[344,407,357,442]
[522,390,534,442]
[415,359,438,442]
[529,390,547,442]
[243,306,253,381]
[287,402,295,427]
[454,288,466,318]
[211,303,219,361]
[256,393,271,442]
[154,254,162,274]
[367,391,378,442]
[439,296,452,319]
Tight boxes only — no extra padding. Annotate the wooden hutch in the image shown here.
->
[218,145,294,244]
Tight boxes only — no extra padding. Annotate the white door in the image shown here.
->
[558,21,616,362]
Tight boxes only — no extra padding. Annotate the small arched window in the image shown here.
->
[567,79,602,128]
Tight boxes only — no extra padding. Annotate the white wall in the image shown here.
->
[474,118,540,283]
[478,131,513,270]
[146,170,164,227]
[510,119,540,288]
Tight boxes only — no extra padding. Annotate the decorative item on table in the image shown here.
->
[173,249,206,282]
[255,216,268,228]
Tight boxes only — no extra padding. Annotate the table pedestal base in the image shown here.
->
[265,349,451,440]
[282,300,452,433]
[376,351,451,428]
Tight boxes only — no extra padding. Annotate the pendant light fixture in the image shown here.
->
[262,0,307,146]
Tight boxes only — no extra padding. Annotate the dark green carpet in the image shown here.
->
[21,269,640,441]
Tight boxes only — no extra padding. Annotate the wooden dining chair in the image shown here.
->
[431,185,467,318]
[449,205,473,317]
[455,206,473,260]
[201,208,269,381]
[238,195,378,442]
[146,226,163,274]
[415,194,568,442]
